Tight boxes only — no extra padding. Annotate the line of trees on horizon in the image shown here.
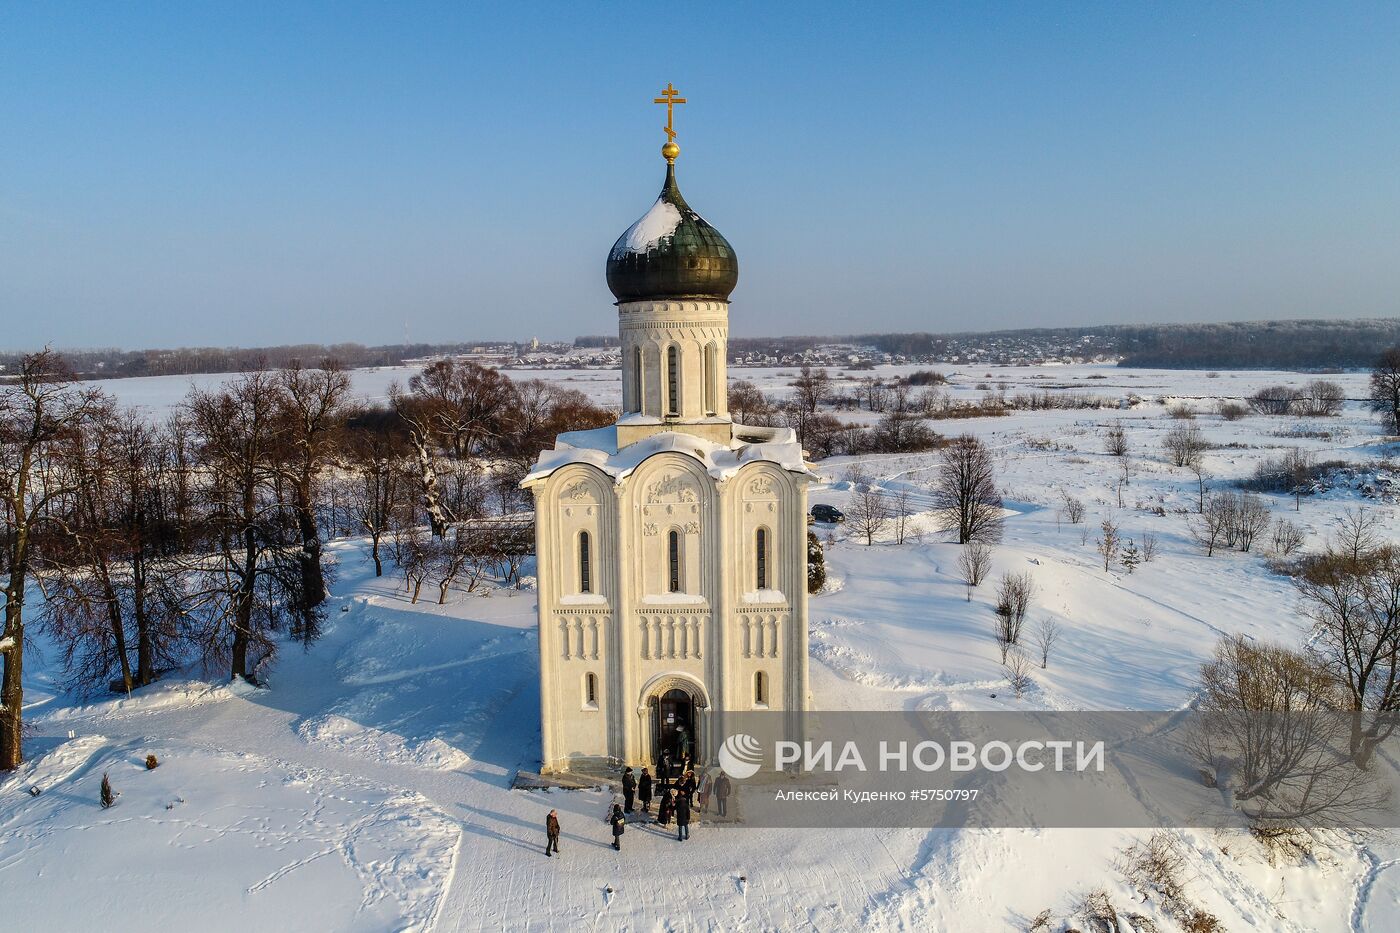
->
[8,317,1400,383]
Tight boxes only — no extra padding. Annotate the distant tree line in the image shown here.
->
[10,318,1400,381]
[1114,319,1400,369]
[0,342,523,381]
[1,352,611,770]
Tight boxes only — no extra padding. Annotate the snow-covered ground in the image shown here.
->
[4,363,1399,931]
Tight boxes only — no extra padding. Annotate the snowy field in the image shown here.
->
[4,363,1400,931]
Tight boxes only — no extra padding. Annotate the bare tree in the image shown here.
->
[276,361,350,643]
[1297,380,1345,417]
[1369,347,1400,434]
[344,406,407,576]
[1,352,105,769]
[35,405,184,696]
[789,366,831,415]
[1191,496,1231,557]
[1188,460,1211,513]
[727,380,769,424]
[407,357,514,460]
[1217,401,1248,421]
[1233,493,1271,553]
[1005,651,1034,699]
[389,383,453,537]
[1192,635,1385,830]
[1103,422,1129,457]
[183,371,298,683]
[1336,507,1380,564]
[388,525,432,603]
[892,486,914,544]
[430,525,486,604]
[1248,385,1302,416]
[1162,423,1207,468]
[993,571,1034,658]
[1062,494,1086,525]
[1140,532,1158,563]
[1034,617,1060,669]
[932,434,1003,544]
[1282,446,1315,510]
[1097,519,1120,571]
[1297,546,1400,767]
[860,376,889,413]
[1271,517,1306,557]
[957,541,993,600]
[848,485,891,546]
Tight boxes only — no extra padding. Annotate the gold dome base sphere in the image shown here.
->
[661,141,680,162]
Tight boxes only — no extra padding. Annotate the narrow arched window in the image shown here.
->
[667,345,680,416]
[585,672,598,708]
[578,531,592,594]
[755,527,769,590]
[668,529,681,593]
[632,346,644,413]
[754,671,767,706]
[703,344,717,415]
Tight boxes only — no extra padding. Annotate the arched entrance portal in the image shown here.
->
[655,688,694,769]
[640,674,709,775]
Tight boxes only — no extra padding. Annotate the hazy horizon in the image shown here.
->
[7,313,1400,359]
[4,3,1399,351]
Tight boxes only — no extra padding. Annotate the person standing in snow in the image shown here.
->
[545,809,560,857]
[679,769,697,808]
[714,771,732,818]
[638,767,653,814]
[660,750,673,785]
[657,787,674,826]
[609,803,625,851]
[621,766,636,813]
[674,789,692,841]
[696,770,712,814]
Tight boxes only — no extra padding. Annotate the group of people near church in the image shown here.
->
[542,760,734,857]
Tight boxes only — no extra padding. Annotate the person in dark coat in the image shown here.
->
[714,771,732,818]
[621,767,636,813]
[609,804,625,850]
[657,788,674,826]
[660,750,673,785]
[638,768,653,814]
[674,789,692,841]
[545,809,560,857]
[679,769,698,807]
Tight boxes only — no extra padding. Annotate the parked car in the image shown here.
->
[811,504,845,524]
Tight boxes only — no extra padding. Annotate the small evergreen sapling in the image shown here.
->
[145,754,160,770]
[1121,539,1141,574]
[100,772,115,809]
[806,531,826,594]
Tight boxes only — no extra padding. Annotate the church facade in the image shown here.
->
[523,96,813,774]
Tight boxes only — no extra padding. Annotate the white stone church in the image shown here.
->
[523,110,813,775]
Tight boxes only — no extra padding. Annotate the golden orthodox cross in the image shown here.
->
[653,83,686,141]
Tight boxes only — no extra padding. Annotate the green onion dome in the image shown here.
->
[606,163,738,303]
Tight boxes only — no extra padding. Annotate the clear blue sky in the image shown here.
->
[3,2,1398,350]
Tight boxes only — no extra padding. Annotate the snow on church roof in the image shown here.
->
[522,424,812,487]
[609,197,683,257]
